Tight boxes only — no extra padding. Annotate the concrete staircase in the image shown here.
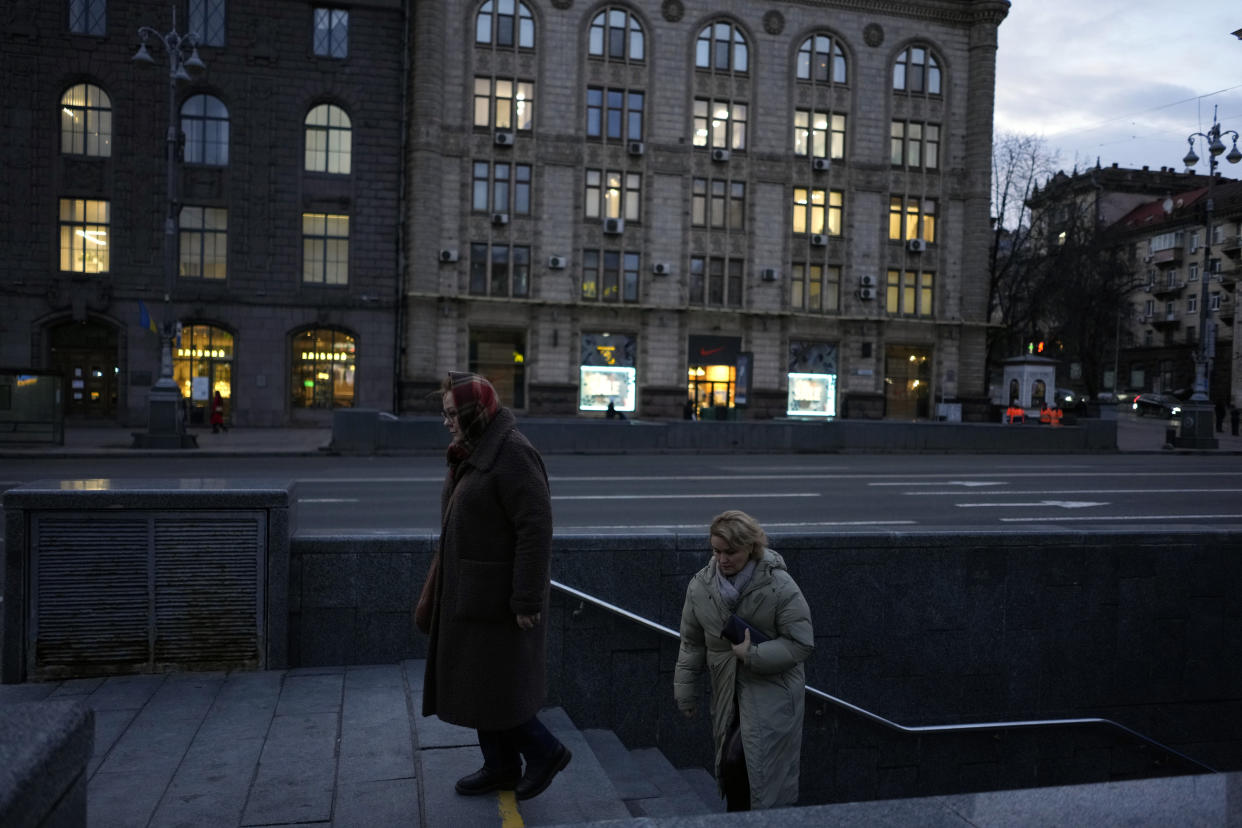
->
[409,666,724,826]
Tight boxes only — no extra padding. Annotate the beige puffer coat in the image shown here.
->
[673,549,814,809]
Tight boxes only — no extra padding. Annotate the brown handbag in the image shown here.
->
[414,553,440,634]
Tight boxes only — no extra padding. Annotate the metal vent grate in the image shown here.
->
[31,512,265,679]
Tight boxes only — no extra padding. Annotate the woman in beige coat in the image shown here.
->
[673,510,814,811]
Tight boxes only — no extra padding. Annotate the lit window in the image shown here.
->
[792,188,842,235]
[893,46,941,94]
[795,34,846,84]
[313,8,348,57]
[794,110,845,159]
[790,263,840,313]
[695,21,747,73]
[888,197,936,242]
[585,169,640,221]
[304,104,352,174]
[181,94,229,166]
[890,121,940,169]
[69,0,106,35]
[179,206,228,280]
[189,0,226,46]
[302,213,349,285]
[60,83,112,157]
[291,327,355,409]
[469,243,530,297]
[589,8,643,62]
[476,0,534,49]
[693,98,747,151]
[474,77,535,130]
[59,198,110,273]
[885,269,934,316]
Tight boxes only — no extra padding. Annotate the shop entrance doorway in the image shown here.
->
[469,329,527,409]
[48,319,119,419]
[884,345,931,419]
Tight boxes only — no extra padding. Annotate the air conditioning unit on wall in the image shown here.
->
[603,217,624,234]
[438,248,459,263]
[548,255,566,269]
[858,286,876,300]
[711,148,730,162]
[652,262,671,275]
[812,157,830,172]
[907,238,927,253]
[760,268,778,282]
[494,131,515,146]
[627,140,645,156]
[492,212,509,226]
[859,274,876,287]
[810,234,828,247]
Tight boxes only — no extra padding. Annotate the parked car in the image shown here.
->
[1131,393,1182,418]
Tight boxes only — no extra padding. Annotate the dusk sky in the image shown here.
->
[994,0,1242,177]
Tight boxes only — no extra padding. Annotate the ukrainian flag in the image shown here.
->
[139,300,159,334]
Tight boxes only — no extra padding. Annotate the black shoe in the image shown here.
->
[455,765,521,796]
[515,744,571,801]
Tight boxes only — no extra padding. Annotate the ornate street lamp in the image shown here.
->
[1177,109,1241,447]
[130,10,205,448]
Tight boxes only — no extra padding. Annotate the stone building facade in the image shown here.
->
[0,0,405,427]
[402,0,1010,420]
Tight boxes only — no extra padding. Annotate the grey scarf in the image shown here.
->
[715,558,757,611]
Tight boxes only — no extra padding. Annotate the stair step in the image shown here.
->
[680,766,726,813]
[582,729,662,800]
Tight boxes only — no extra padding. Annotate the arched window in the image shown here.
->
[476,0,534,49]
[796,34,846,84]
[181,94,229,165]
[291,327,356,408]
[589,8,643,62]
[893,45,941,95]
[61,83,112,156]
[174,323,234,426]
[304,104,352,174]
[695,21,747,73]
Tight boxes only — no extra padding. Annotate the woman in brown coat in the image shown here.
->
[421,371,571,800]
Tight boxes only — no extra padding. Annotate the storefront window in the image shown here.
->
[786,341,838,417]
[580,333,636,412]
[174,323,234,426]
[292,327,356,408]
[687,335,740,419]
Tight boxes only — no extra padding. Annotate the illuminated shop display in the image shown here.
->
[787,372,836,417]
[173,324,234,424]
[579,333,636,412]
[291,328,356,408]
[786,340,838,417]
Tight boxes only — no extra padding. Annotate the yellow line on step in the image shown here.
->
[498,790,524,827]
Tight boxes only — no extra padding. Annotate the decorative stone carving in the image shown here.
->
[762,11,784,36]
[863,23,884,48]
[662,0,684,23]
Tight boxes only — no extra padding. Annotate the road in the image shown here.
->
[3,452,1241,535]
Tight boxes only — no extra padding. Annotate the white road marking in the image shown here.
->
[869,481,1005,487]
[297,497,361,503]
[553,493,820,500]
[1000,513,1242,523]
[957,500,1106,509]
[558,520,917,530]
[909,488,1242,496]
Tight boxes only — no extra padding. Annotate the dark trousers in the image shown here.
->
[478,715,560,771]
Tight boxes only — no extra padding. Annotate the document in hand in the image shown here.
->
[721,614,770,645]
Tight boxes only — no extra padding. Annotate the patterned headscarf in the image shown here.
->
[445,371,500,466]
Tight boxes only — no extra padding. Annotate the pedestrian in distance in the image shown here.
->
[673,510,814,811]
[1216,399,1227,433]
[211,390,227,433]
[418,371,571,801]
[605,401,626,420]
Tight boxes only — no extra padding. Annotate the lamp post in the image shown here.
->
[1177,109,1241,447]
[130,10,204,448]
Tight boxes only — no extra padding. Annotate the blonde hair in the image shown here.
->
[709,510,767,561]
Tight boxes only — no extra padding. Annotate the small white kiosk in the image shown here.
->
[998,355,1058,417]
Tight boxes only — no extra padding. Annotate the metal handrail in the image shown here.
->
[551,579,1218,775]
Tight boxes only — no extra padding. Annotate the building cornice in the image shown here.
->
[777,0,1010,27]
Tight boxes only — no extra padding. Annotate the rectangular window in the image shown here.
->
[890,121,940,169]
[179,206,227,280]
[302,213,349,285]
[1189,263,1199,282]
[888,197,937,242]
[470,243,529,297]
[473,161,533,214]
[791,263,840,313]
[475,77,535,130]
[189,0,226,46]
[68,0,106,35]
[1210,291,1221,311]
[793,110,845,159]
[885,269,933,317]
[59,198,110,273]
[792,188,843,235]
[313,8,349,58]
[582,249,640,302]
[693,98,747,150]
[692,178,745,229]
[586,87,643,140]
[690,255,743,307]
[585,169,640,221]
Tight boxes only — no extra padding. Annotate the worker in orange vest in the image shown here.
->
[1050,406,1063,426]
[1006,401,1025,424]
[1039,404,1052,425]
